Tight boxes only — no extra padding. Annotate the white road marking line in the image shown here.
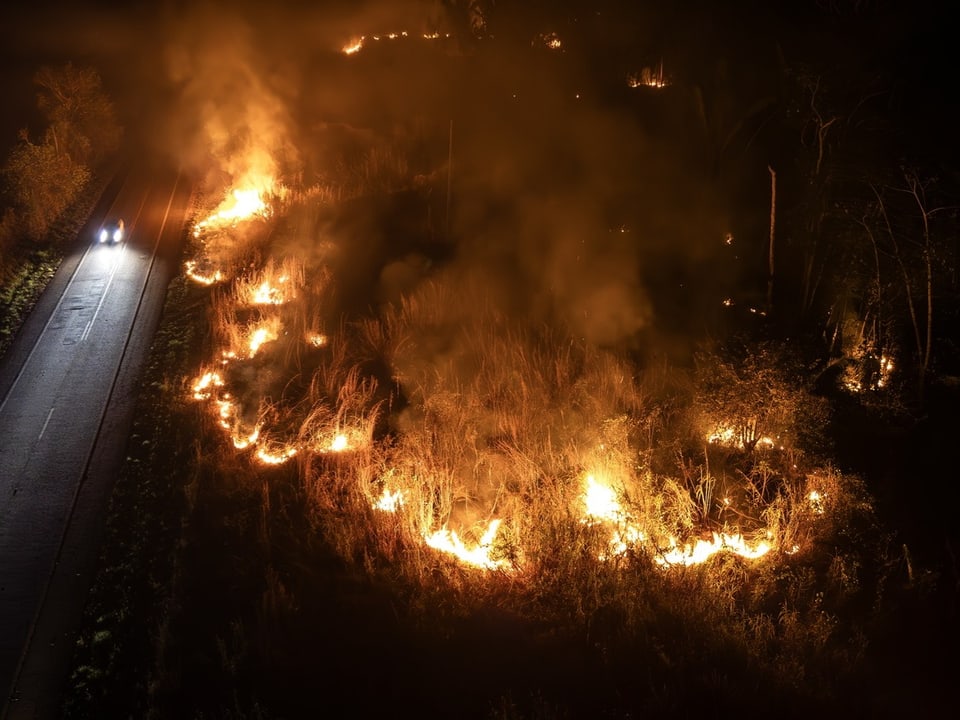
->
[81,244,126,343]
[38,407,55,440]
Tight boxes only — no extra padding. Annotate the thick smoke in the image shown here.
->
[162,3,299,196]
[20,0,735,359]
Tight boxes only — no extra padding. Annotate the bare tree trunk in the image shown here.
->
[799,76,836,316]
[907,176,934,381]
[767,165,776,310]
[857,214,885,350]
[871,184,924,366]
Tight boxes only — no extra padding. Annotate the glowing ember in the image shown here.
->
[878,355,894,388]
[342,30,432,54]
[628,62,669,89]
[256,444,298,465]
[707,426,735,445]
[536,32,562,50]
[215,398,237,430]
[185,259,225,285]
[843,349,895,393]
[706,424,776,451]
[310,426,369,454]
[424,519,507,570]
[232,425,261,450]
[808,490,825,514]
[655,532,772,567]
[305,332,328,347]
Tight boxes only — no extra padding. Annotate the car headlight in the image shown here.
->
[99,229,108,242]
[114,229,123,242]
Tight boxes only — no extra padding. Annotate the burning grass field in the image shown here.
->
[179,177,851,576]
[62,160,958,718]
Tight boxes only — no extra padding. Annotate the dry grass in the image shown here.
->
[132,167,926,718]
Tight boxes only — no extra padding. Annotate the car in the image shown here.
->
[97,218,125,244]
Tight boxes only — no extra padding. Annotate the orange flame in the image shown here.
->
[808,490,825,515]
[247,319,280,358]
[256,444,299,465]
[184,260,225,285]
[232,424,261,450]
[250,277,290,305]
[343,37,364,54]
[654,533,772,567]
[627,61,669,89]
[193,187,272,237]
[310,426,369,454]
[583,474,626,522]
[581,474,647,558]
[374,487,405,512]
[192,371,224,400]
[424,519,507,570]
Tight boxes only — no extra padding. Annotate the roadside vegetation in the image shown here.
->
[0,62,120,357]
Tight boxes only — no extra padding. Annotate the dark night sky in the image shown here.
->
[0,1,956,149]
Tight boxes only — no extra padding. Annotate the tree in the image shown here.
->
[694,339,829,454]
[3,130,89,241]
[33,62,121,166]
[776,60,888,326]
[866,170,957,394]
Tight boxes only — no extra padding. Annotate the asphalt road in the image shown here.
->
[0,162,190,718]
